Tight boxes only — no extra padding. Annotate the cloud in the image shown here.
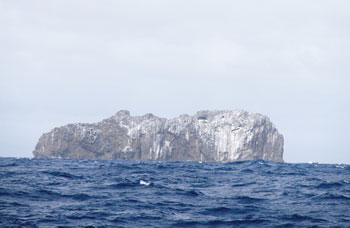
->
[1,0,349,162]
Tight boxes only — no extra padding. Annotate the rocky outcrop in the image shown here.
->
[33,110,284,162]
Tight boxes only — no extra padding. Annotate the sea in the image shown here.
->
[0,157,349,228]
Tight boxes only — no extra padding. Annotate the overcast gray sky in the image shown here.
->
[1,0,349,163]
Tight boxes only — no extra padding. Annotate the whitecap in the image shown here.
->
[140,180,150,186]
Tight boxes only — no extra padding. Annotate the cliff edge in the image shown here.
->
[33,110,284,162]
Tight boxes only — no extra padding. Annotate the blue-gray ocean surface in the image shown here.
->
[0,158,349,228]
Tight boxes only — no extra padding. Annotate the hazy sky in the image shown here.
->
[1,0,349,163]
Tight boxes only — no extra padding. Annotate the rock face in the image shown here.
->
[33,110,284,162]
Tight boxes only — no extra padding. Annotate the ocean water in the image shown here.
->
[0,158,349,228]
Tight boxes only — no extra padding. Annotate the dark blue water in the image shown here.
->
[0,158,349,227]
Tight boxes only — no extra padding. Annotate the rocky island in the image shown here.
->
[33,110,284,162]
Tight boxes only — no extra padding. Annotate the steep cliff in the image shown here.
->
[33,110,284,162]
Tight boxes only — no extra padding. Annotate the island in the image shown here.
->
[33,110,284,162]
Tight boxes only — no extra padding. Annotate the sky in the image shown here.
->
[1,0,349,163]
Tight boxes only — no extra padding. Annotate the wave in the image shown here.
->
[0,157,349,227]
